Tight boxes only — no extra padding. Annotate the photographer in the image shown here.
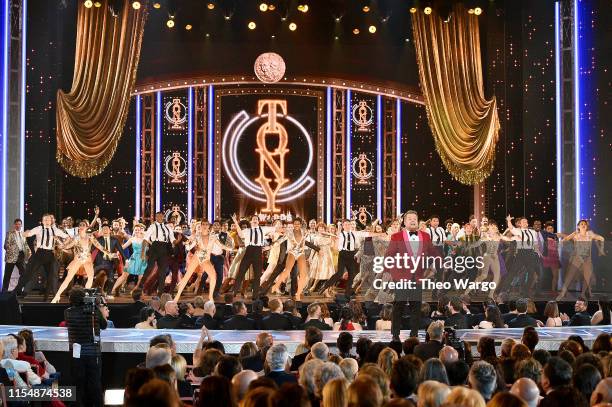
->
[64,287,107,407]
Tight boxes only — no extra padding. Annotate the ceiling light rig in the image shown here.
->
[166,18,175,28]
[131,1,141,10]
[259,3,268,12]
[248,21,257,30]
[289,22,297,31]
[84,0,93,8]
[353,28,360,35]
[153,2,161,9]
[368,25,376,33]
[424,6,432,15]
[207,2,215,10]
[297,2,309,13]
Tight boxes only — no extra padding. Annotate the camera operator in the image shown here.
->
[64,287,107,407]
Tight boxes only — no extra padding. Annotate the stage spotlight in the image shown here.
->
[334,36,339,40]
[468,8,474,14]
[207,2,215,10]
[297,3,309,13]
[368,25,376,33]
[94,1,101,7]
[474,7,482,15]
[259,3,268,12]
[362,5,370,12]
[166,18,175,28]
[405,38,410,42]
[409,7,417,13]
[289,22,297,31]
[353,28,360,35]
[153,2,160,9]
[206,33,210,37]
[424,6,432,15]
[131,1,141,10]
[268,4,275,10]
[248,21,256,29]
[185,24,192,30]
[84,0,93,8]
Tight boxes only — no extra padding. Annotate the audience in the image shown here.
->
[414,320,444,361]
[266,344,297,386]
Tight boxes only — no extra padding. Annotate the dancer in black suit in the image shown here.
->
[143,212,181,296]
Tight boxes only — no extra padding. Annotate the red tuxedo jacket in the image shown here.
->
[384,229,436,282]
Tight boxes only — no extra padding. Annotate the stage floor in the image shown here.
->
[2,325,611,355]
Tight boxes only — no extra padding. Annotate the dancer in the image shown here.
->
[230,214,275,300]
[13,214,70,299]
[270,218,310,301]
[51,222,112,303]
[259,220,287,285]
[306,222,336,297]
[556,219,605,300]
[110,224,147,296]
[541,221,562,292]
[94,222,124,297]
[504,215,541,298]
[2,218,30,292]
[221,219,249,295]
[175,221,233,302]
[143,211,181,296]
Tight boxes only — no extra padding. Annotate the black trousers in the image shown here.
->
[2,251,25,292]
[144,242,171,295]
[260,243,289,294]
[391,299,422,338]
[322,250,358,297]
[13,248,55,296]
[233,246,263,299]
[72,354,102,407]
[210,254,225,296]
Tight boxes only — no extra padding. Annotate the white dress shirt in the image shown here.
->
[426,226,446,245]
[239,226,275,247]
[337,231,369,251]
[509,227,540,252]
[26,225,69,250]
[144,222,175,243]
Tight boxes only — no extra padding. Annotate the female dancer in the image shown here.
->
[51,221,113,303]
[542,221,562,292]
[259,220,286,285]
[270,218,309,301]
[110,224,147,296]
[556,219,605,300]
[175,221,233,302]
[307,222,336,297]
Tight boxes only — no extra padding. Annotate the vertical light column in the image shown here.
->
[376,95,382,220]
[396,98,402,216]
[0,0,8,285]
[345,90,352,219]
[207,85,214,221]
[19,0,26,222]
[135,95,141,219]
[187,87,193,221]
[555,1,562,230]
[326,87,332,224]
[573,0,580,222]
[155,91,161,212]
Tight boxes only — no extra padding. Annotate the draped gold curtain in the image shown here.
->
[412,4,500,185]
[56,0,148,178]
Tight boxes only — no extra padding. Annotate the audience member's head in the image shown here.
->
[347,376,383,407]
[446,360,470,386]
[510,377,541,407]
[420,358,449,385]
[592,334,612,354]
[533,349,551,367]
[511,344,532,361]
[322,378,348,407]
[521,327,539,353]
[356,337,373,362]
[233,300,247,316]
[231,369,258,402]
[572,363,601,402]
[403,337,420,356]
[428,321,445,342]
[445,386,486,407]
[468,361,497,401]
[542,356,573,393]
[390,357,419,398]
[153,364,177,389]
[145,344,172,369]
[299,359,324,398]
[315,362,345,398]
[311,342,330,361]
[591,378,612,406]
[359,363,391,401]
[339,357,359,382]
[515,358,542,383]
[337,332,353,356]
[439,346,459,365]
[305,326,323,348]
[487,392,528,407]
[417,380,450,407]
[196,375,235,407]
[132,378,181,407]
[215,354,242,380]
[559,340,583,357]
[501,338,517,358]
[266,344,289,372]
[124,368,155,404]
[268,298,283,313]
[377,348,398,376]
[170,354,187,382]
[196,348,223,377]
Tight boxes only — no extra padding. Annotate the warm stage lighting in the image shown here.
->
[185,24,192,30]
[248,21,256,30]
[289,22,297,31]
[474,7,482,15]
[207,2,215,10]
[84,0,93,8]
[259,3,268,12]
[297,4,309,13]
[167,19,175,28]
[424,6,432,15]
[468,8,474,14]
[268,4,275,10]
[409,7,417,13]
[353,28,360,35]
[368,25,376,33]
[94,1,101,7]
[131,1,141,10]
[153,2,160,9]
[362,5,370,12]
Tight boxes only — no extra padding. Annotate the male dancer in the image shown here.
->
[14,214,70,299]
[503,215,541,297]
[230,214,275,300]
[209,221,230,298]
[143,211,181,296]
[2,218,30,292]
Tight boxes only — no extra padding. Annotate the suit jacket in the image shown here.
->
[290,351,309,371]
[157,315,181,329]
[508,314,539,328]
[195,314,220,329]
[266,371,297,387]
[445,313,468,329]
[567,311,591,326]
[262,313,293,330]
[223,315,256,330]
[302,319,332,331]
[413,340,444,361]
[502,312,518,325]
[4,230,31,263]
[95,236,123,265]
[241,351,265,372]
[283,312,303,329]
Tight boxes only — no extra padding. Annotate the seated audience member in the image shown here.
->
[303,302,332,330]
[215,355,242,381]
[239,342,257,364]
[445,296,468,329]
[559,340,583,357]
[561,297,591,326]
[390,357,419,401]
[376,304,393,330]
[127,289,147,322]
[291,327,323,371]
[508,299,540,328]
[468,361,497,403]
[177,302,196,329]
[445,386,486,407]
[222,301,256,330]
[355,337,373,365]
[193,348,223,379]
[539,385,589,407]
[358,364,391,402]
[191,296,206,318]
[339,357,359,383]
[136,306,157,329]
[299,359,324,405]
[13,332,49,380]
[333,306,362,331]
[403,337,420,356]
[541,357,573,396]
[265,344,296,386]
[347,376,383,407]
[231,369,258,403]
[477,305,506,329]
[124,368,155,405]
[510,377,541,407]
[378,348,398,377]
[417,380,450,407]
[283,299,304,329]
[521,327,539,353]
[413,321,445,361]
[153,363,177,390]
[196,375,236,407]
[18,329,57,379]
[591,377,612,405]
[128,378,182,407]
[149,334,176,355]
[310,342,330,361]
[501,338,517,358]
[446,360,470,386]
[438,346,459,366]
[314,361,344,399]
[170,354,192,398]
[322,378,348,407]
[591,299,612,326]
[262,299,292,330]
[337,331,354,358]
[195,300,219,329]
[488,392,528,407]
[420,358,449,385]
[572,363,601,402]
[241,332,273,372]
[515,358,543,383]
[156,301,180,329]
[544,301,563,327]
[477,336,499,366]
[592,333,612,354]
[241,387,274,407]
[145,344,172,369]
[533,349,551,367]
[1,335,41,385]
[502,300,519,324]
[511,344,532,361]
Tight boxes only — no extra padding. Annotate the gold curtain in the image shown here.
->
[56,0,148,178]
[412,4,500,185]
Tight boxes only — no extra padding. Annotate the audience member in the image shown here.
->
[414,321,445,361]
[266,344,297,386]
[510,378,541,407]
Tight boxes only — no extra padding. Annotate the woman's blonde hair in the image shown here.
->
[445,386,485,407]
[377,348,398,377]
[322,378,348,407]
[417,380,450,407]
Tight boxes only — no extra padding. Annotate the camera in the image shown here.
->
[82,288,103,313]
[443,326,467,361]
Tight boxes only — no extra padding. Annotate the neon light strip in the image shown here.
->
[19,0,26,222]
[573,0,580,222]
[135,95,141,219]
[326,87,332,223]
[1,0,8,286]
[187,87,193,221]
[207,86,214,221]
[345,90,351,219]
[396,98,402,215]
[376,95,382,220]
[155,91,161,212]
[555,2,562,230]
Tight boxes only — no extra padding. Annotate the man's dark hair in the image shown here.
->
[572,363,601,402]
[538,385,589,407]
[544,356,573,389]
[522,327,539,352]
[449,296,462,313]
[506,300,517,312]
[69,287,86,306]
[14,218,22,224]
[446,360,470,386]
[215,355,242,380]
[304,326,323,347]
[132,289,143,302]
[390,357,419,397]
[355,337,372,362]
[336,332,353,355]
[516,298,528,313]
[402,337,420,356]
[232,300,246,314]
[533,349,551,367]
[124,368,155,403]
[389,340,403,357]
[224,292,234,304]
[283,299,296,313]
[204,340,225,354]
[149,334,173,348]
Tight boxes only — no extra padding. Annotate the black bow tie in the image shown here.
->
[409,231,418,237]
